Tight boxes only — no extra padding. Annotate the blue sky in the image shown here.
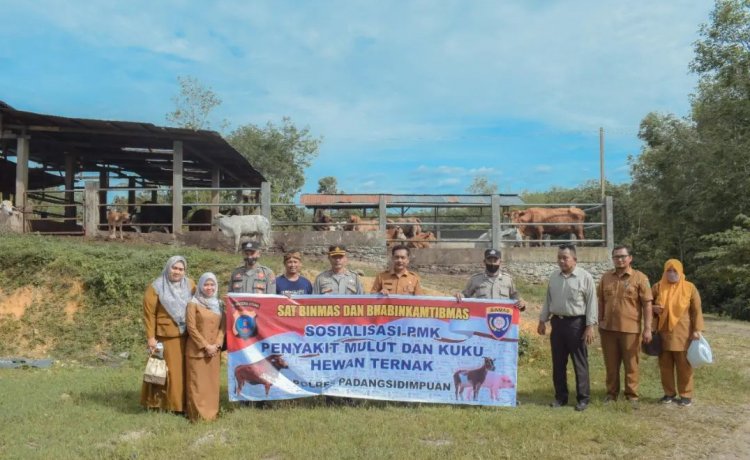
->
[0,1,713,195]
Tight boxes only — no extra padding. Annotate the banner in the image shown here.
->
[225,293,520,406]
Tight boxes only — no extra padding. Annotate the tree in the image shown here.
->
[166,76,223,131]
[317,176,340,194]
[226,118,321,220]
[466,175,498,194]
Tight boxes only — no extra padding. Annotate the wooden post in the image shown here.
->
[84,181,100,238]
[15,134,29,209]
[605,195,614,251]
[491,194,501,251]
[378,195,387,231]
[127,178,136,215]
[261,181,271,219]
[98,170,109,225]
[64,154,76,221]
[172,141,183,234]
[211,167,220,230]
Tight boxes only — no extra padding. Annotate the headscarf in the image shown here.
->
[191,272,221,315]
[656,259,695,332]
[152,255,192,334]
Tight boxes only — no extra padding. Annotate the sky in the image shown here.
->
[0,1,714,195]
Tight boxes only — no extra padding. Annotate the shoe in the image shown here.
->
[603,395,616,404]
[549,400,566,408]
[677,398,692,407]
[574,401,588,411]
[658,395,675,404]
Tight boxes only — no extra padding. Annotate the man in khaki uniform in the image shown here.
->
[228,241,276,294]
[598,245,653,404]
[313,245,364,295]
[456,248,526,310]
[371,244,424,295]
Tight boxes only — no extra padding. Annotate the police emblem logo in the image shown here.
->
[234,314,257,339]
[486,306,514,339]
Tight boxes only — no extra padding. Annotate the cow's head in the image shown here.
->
[268,354,289,369]
[483,357,496,371]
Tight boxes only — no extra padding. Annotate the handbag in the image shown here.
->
[687,334,713,368]
[143,353,168,385]
[642,330,662,356]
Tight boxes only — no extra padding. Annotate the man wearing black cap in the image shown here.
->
[455,248,526,311]
[228,241,276,294]
[313,245,364,295]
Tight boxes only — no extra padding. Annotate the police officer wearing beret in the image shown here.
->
[455,248,527,311]
[228,241,276,294]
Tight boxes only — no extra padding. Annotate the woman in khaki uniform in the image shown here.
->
[185,272,225,421]
[141,256,195,412]
[652,259,704,407]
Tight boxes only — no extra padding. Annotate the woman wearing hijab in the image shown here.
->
[185,272,225,421]
[652,259,704,407]
[140,256,195,412]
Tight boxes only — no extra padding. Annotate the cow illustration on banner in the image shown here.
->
[225,293,520,406]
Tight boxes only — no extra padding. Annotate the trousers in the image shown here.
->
[550,315,590,404]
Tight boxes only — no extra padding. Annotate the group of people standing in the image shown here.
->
[538,244,704,411]
[140,240,704,420]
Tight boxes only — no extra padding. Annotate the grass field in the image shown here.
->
[0,235,749,459]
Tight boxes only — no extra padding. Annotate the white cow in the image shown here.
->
[476,228,524,248]
[1,200,16,216]
[214,214,272,252]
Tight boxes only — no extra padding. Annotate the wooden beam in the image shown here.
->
[65,153,76,219]
[172,140,183,234]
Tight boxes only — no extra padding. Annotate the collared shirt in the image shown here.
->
[228,264,276,294]
[462,270,519,300]
[540,266,598,326]
[370,269,424,296]
[313,269,364,295]
[598,267,653,333]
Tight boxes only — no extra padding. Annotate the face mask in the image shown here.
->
[666,271,680,283]
[245,257,258,266]
[485,264,500,274]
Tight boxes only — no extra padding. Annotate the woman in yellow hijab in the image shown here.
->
[651,259,704,407]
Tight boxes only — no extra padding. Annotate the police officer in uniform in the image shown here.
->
[228,241,276,294]
[313,245,363,295]
[455,248,527,311]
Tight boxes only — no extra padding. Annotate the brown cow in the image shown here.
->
[313,209,335,231]
[407,231,436,248]
[346,215,379,232]
[507,207,585,246]
[234,354,289,397]
[107,209,130,240]
[386,217,422,238]
[386,225,407,246]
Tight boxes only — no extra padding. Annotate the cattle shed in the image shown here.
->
[300,193,526,241]
[0,101,266,233]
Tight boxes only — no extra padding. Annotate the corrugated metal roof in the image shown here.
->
[0,101,265,187]
[300,194,525,207]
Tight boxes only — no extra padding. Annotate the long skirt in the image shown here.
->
[140,335,187,412]
[185,352,221,421]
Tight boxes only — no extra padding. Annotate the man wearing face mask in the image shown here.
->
[455,248,526,311]
[228,241,276,294]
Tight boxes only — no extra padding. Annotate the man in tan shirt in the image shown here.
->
[371,244,424,295]
[598,245,653,404]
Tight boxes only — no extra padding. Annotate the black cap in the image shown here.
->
[484,248,501,259]
[242,241,261,252]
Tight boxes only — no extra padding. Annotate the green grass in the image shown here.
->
[1,235,749,459]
